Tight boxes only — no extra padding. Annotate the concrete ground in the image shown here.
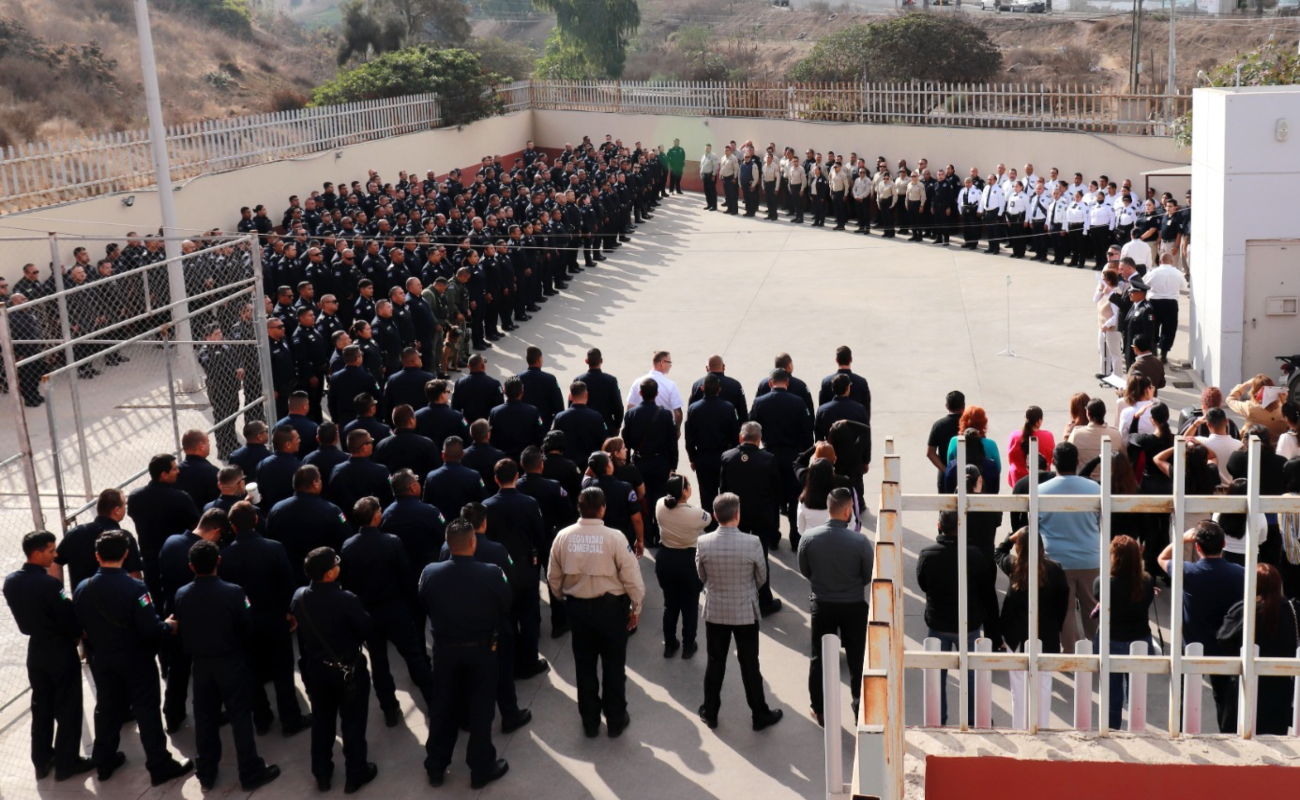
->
[0,194,1204,798]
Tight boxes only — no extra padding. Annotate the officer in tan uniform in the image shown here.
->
[548,487,646,738]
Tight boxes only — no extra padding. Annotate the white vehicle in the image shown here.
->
[980,0,1006,10]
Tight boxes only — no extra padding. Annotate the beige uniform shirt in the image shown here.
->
[548,518,646,615]
[718,154,740,179]
[655,499,711,550]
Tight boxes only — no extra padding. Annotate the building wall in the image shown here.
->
[530,109,1191,196]
[1190,86,1300,388]
[0,111,534,276]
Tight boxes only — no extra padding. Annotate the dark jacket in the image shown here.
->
[916,536,1001,642]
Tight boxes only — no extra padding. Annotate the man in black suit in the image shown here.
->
[817,345,870,420]
[718,423,783,616]
[574,348,623,432]
[267,318,296,421]
[753,353,813,416]
[748,368,814,549]
[175,430,221,510]
[551,381,608,465]
[815,374,869,441]
[685,374,741,515]
[327,346,381,427]
[452,355,504,426]
[688,355,748,421]
[515,346,565,429]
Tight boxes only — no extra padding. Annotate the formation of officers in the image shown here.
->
[698,141,1192,274]
[2,333,879,792]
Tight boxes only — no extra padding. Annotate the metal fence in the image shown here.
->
[0,94,442,214]
[0,232,270,764]
[854,437,1300,800]
[523,80,1190,134]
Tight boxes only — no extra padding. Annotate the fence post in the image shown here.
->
[48,233,94,502]
[249,241,277,425]
[1182,642,1203,734]
[1169,439,1186,735]
[1127,640,1148,732]
[1073,638,1092,731]
[974,638,992,728]
[822,632,845,799]
[0,308,46,531]
[1098,437,1112,735]
[1240,436,1262,738]
[162,338,183,455]
[42,378,68,533]
[923,637,941,727]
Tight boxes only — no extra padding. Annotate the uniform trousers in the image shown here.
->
[249,618,306,729]
[791,189,805,223]
[1149,298,1179,355]
[1050,226,1068,264]
[1030,220,1048,258]
[27,642,83,774]
[633,453,670,547]
[427,640,497,777]
[470,303,487,348]
[1091,226,1113,269]
[982,211,1003,252]
[764,181,778,219]
[1068,224,1086,265]
[566,593,631,728]
[770,446,801,545]
[1006,214,1027,256]
[693,454,722,514]
[737,524,778,609]
[90,651,176,778]
[907,201,923,240]
[193,653,265,785]
[702,174,718,209]
[743,182,759,216]
[162,635,192,727]
[702,622,771,720]
[855,198,871,231]
[655,547,702,648]
[878,203,894,236]
[722,177,739,214]
[808,599,868,718]
[833,191,848,228]
[511,565,542,674]
[301,658,370,782]
[209,387,241,459]
[669,172,683,193]
[364,601,435,712]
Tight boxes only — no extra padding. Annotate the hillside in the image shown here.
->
[0,0,334,148]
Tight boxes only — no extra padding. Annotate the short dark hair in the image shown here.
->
[832,373,851,396]
[578,487,606,518]
[937,511,958,538]
[148,454,177,480]
[945,390,966,413]
[188,539,220,575]
[318,421,339,445]
[639,377,658,400]
[304,547,339,581]
[351,496,381,526]
[197,508,228,535]
[835,345,852,366]
[1194,520,1226,556]
[272,425,297,451]
[391,468,419,496]
[21,530,56,557]
[1086,398,1107,424]
[96,487,126,517]
[1133,334,1153,353]
[570,380,588,399]
[445,518,475,549]
[587,451,611,475]
[525,346,542,365]
[95,530,131,562]
[293,464,321,491]
[229,500,258,533]
[504,377,524,400]
[460,502,487,529]
[493,458,519,484]
[1054,442,1080,474]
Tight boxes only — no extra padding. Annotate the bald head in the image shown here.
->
[707,354,724,372]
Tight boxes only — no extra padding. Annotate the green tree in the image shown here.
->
[532,0,639,78]
[335,0,405,65]
[377,0,471,44]
[790,15,1000,84]
[176,0,255,34]
[1176,39,1300,148]
[311,45,504,125]
[467,37,534,82]
[533,28,599,80]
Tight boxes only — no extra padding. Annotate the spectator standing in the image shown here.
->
[1217,564,1298,735]
[655,475,710,659]
[1037,443,1102,649]
[1094,536,1155,730]
[993,528,1068,730]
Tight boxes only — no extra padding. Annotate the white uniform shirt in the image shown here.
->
[627,369,683,412]
[959,186,982,210]
[718,154,739,179]
[1120,238,1152,271]
[852,176,872,200]
[1144,264,1188,300]
[979,183,1006,215]
[1065,202,1087,225]
[1087,203,1116,232]
[762,161,779,183]
[699,151,719,177]
[1049,197,1070,227]
[1005,192,1029,216]
[1030,192,1052,222]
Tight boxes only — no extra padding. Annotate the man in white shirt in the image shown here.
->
[1145,253,1189,363]
[1120,228,1152,274]
[700,144,720,212]
[627,350,683,466]
[718,146,740,216]
[1190,407,1242,486]
[979,172,1006,255]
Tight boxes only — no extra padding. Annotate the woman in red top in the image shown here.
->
[1007,405,1055,487]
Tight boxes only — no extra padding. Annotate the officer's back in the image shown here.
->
[452,363,503,425]
[374,423,441,479]
[575,359,623,431]
[290,549,371,662]
[488,391,544,461]
[329,430,395,516]
[720,436,780,534]
[420,523,511,642]
[689,371,748,420]
[551,399,607,465]
[622,392,676,459]
[815,395,869,442]
[749,372,813,453]
[127,455,201,567]
[57,490,144,590]
[256,431,302,513]
[266,466,352,585]
[341,521,414,610]
[423,448,486,520]
[5,533,81,650]
[220,502,296,629]
[381,471,448,570]
[483,466,545,583]
[516,357,564,428]
[414,398,469,450]
[73,545,171,655]
[686,395,741,463]
[174,555,251,659]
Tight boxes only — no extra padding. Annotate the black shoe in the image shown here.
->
[525,304,542,311]
[554,282,569,290]
[242,764,282,791]
[1160,352,1169,364]
[593,255,606,262]
[502,324,518,332]
[96,751,126,782]
[486,334,501,342]
[36,756,55,780]
[543,289,558,296]
[427,767,447,787]
[618,236,631,243]
[752,709,784,731]
[606,711,630,738]
[254,713,273,736]
[502,708,532,734]
[55,756,95,781]
[516,658,549,679]
[150,758,194,786]
[344,763,377,794]
[760,599,783,617]
[516,314,532,322]
[383,706,402,728]
[165,713,186,734]
[470,759,509,790]
[583,722,600,738]
[682,641,698,659]
[283,714,313,737]
[317,775,332,791]
[698,705,718,730]
[550,620,569,638]
[664,640,680,658]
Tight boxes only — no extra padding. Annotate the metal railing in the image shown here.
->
[0,94,441,214]
[854,436,1300,799]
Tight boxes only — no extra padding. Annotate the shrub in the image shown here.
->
[269,88,308,111]
[790,15,1001,84]
[311,45,504,125]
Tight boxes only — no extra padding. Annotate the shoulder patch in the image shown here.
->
[244,596,251,609]
[58,588,70,602]
[628,490,638,503]
[338,512,347,524]
[138,592,153,608]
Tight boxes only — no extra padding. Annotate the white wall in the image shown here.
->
[530,108,1191,194]
[1190,86,1300,388]
[0,111,533,277]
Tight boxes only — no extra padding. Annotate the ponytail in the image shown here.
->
[1019,406,1043,458]
[664,474,688,509]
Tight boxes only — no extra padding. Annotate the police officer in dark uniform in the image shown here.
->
[382,348,434,418]
[198,324,243,459]
[267,317,296,421]
[228,421,270,482]
[488,377,544,462]
[3,531,94,781]
[483,460,549,679]
[688,356,748,421]
[173,539,281,791]
[266,465,352,585]
[176,430,221,510]
[219,501,312,736]
[552,381,608,465]
[330,430,396,520]
[622,379,677,548]
[157,508,227,732]
[543,431,584,502]
[126,454,200,634]
[518,447,576,637]
[581,452,644,554]
[516,346,565,428]
[55,488,143,593]
[328,346,382,428]
[816,346,871,416]
[423,436,487,519]
[420,519,511,789]
[72,530,193,785]
[753,353,815,415]
[415,379,470,449]
[684,374,741,515]
[749,368,814,548]
[341,497,435,725]
[291,547,377,793]
[292,307,330,422]
[374,405,440,478]
[719,422,783,615]
[380,469,448,570]
[255,425,302,514]
[815,373,870,441]
[1123,280,1158,370]
[276,391,320,458]
[575,348,623,431]
[371,300,404,379]
[451,354,504,425]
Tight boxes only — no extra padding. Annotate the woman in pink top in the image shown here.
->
[1007,405,1055,487]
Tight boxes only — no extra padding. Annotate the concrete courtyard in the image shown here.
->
[0,194,1204,798]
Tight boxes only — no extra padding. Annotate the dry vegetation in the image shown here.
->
[0,0,334,149]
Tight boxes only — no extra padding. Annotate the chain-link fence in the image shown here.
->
[0,232,270,766]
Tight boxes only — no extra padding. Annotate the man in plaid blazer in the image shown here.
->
[694,493,783,732]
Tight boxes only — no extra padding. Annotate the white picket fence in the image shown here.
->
[0,93,440,214]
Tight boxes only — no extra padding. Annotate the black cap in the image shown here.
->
[1127,279,1149,294]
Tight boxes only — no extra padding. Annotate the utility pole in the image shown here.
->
[133,0,198,390]
[1167,0,1177,98]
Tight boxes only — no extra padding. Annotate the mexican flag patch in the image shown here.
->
[244,596,251,609]
[138,592,152,608]
[58,588,69,602]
